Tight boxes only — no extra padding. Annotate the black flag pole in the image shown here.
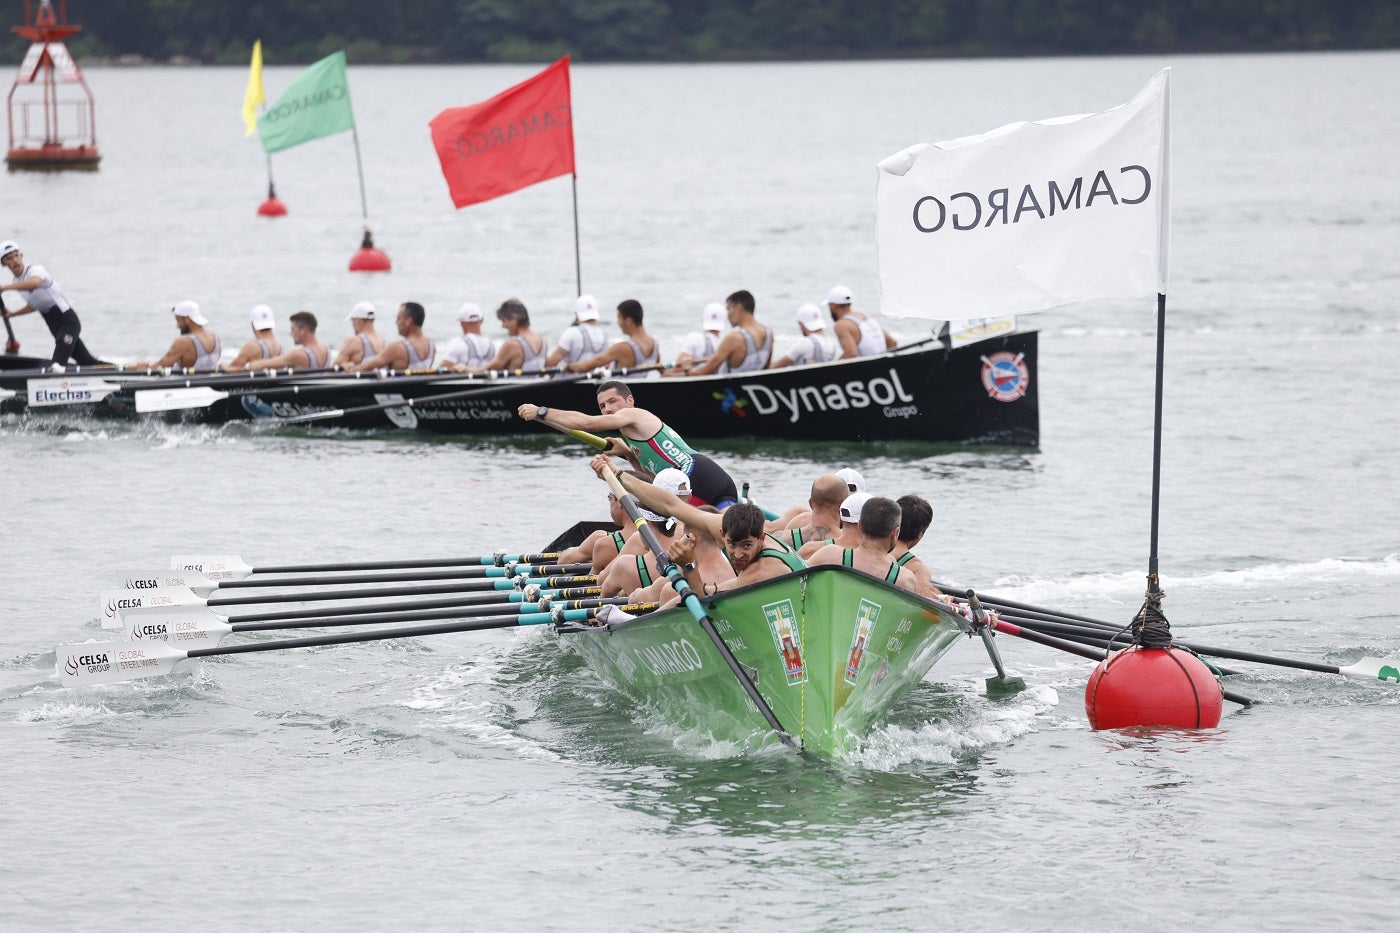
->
[1134,290,1172,646]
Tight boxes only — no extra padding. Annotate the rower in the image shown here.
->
[779,468,862,534]
[544,294,607,370]
[518,380,739,508]
[223,304,282,371]
[562,299,659,372]
[247,311,332,371]
[685,289,772,375]
[555,476,645,573]
[597,468,690,596]
[354,302,435,372]
[776,474,847,550]
[474,298,545,373]
[636,508,735,607]
[798,491,869,559]
[892,494,943,599]
[666,302,725,376]
[806,496,920,595]
[130,301,222,372]
[437,302,495,372]
[769,303,839,369]
[0,240,106,367]
[826,285,897,359]
[334,301,384,369]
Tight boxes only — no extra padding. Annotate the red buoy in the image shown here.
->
[348,229,390,272]
[257,196,287,217]
[1085,646,1223,730]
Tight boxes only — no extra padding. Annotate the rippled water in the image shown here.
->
[2,52,1398,930]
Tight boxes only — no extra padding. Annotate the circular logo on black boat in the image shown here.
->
[980,352,1029,402]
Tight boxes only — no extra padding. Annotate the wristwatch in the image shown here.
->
[536,406,549,418]
[682,562,698,574]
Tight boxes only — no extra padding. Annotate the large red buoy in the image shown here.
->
[257,195,287,216]
[348,229,390,272]
[1085,646,1223,730]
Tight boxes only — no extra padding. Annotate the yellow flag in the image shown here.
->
[241,40,264,137]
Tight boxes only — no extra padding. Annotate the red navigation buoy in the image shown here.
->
[348,229,390,272]
[257,196,287,217]
[1085,646,1223,730]
[6,0,101,171]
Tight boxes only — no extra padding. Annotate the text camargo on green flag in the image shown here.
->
[256,51,355,154]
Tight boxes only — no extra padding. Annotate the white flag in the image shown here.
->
[877,68,1170,320]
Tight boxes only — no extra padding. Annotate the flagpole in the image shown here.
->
[571,173,582,295]
[1133,290,1172,646]
[350,125,370,233]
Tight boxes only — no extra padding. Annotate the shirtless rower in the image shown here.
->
[685,289,773,375]
[891,494,943,599]
[223,304,282,371]
[563,299,659,372]
[334,301,384,369]
[247,311,332,371]
[354,302,435,372]
[131,301,222,372]
[544,295,607,370]
[806,496,920,595]
[518,380,740,508]
[475,299,545,373]
[826,285,897,359]
[798,491,868,559]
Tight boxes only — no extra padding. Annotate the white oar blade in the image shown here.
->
[98,586,202,630]
[1339,657,1400,685]
[120,605,232,650]
[56,641,186,686]
[112,569,218,597]
[168,554,255,581]
[134,386,228,413]
[26,377,120,407]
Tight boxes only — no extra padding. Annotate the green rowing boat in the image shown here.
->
[557,564,971,757]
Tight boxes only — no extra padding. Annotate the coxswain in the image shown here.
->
[354,302,435,372]
[769,303,839,369]
[334,301,385,369]
[665,302,726,376]
[130,301,222,372]
[437,302,495,372]
[544,295,607,369]
[474,299,545,373]
[518,380,740,508]
[806,496,921,595]
[247,311,332,371]
[826,285,896,359]
[562,299,659,372]
[0,240,105,368]
[685,290,773,375]
[223,304,282,371]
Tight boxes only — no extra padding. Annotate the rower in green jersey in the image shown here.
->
[807,496,921,596]
[891,493,943,600]
[518,380,740,507]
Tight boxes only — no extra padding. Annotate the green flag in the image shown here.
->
[257,51,355,154]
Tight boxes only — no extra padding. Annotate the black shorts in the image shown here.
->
[689,454,738,509]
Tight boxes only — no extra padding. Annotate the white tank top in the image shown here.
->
[189,333,222,372]
[404,337,435,370]
[719,326,772,374]
[851,313,887,356]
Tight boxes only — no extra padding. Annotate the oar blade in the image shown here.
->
[111,569,219,597]
[1339,657,1400,685]
[134,386,229,412]
[26,377,120,407]
[120,605,232,650]
[56,641,186,686]
[98,586,203,630]
[169,554,255,581]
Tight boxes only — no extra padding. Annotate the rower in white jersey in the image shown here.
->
[666,302,725,375]
[826,285,897,359]
[437,302,496,372]
[770,302,839,368]
[562,298,660,372]
[223,304,282,371]
[0,240,106,367]
[474,298,545,373]
[130,300,223,372]
[354,301,435,372]
[248,311,333,371]
[686,289,773,375]
[334,301,385,369]
[545,294,608,370]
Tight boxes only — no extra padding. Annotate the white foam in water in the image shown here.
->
[16,701,118,723]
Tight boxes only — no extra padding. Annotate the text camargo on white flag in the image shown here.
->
[876,68,1171,320]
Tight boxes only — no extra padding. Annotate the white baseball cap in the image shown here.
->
[836,467,865,493]
[653,468,692,501]
[574,294,600,322]
[457,302,484,323]
[701,302,725,331]
[0,240,19,258]
[172,300,209,326]
[826,285,853,306]
[795,303,825,331]
[839,491,872,524]
[250,304,276,331]
[348,301,376,320]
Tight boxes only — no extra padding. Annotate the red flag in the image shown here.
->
[430,57,576,209]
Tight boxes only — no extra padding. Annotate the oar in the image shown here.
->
[122,596,643,651]
[269,370,597,425]
[103,583,604,630]
[966,590,1025,693]
[987,616,1255,707]
[57,607,606,687]
[3,310,19,353]
[600,462,798,750]
[167,550,562,581]
[114,562,588,593]
[130,369,520,413]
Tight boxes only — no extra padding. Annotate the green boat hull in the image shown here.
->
[560,565,971,757]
